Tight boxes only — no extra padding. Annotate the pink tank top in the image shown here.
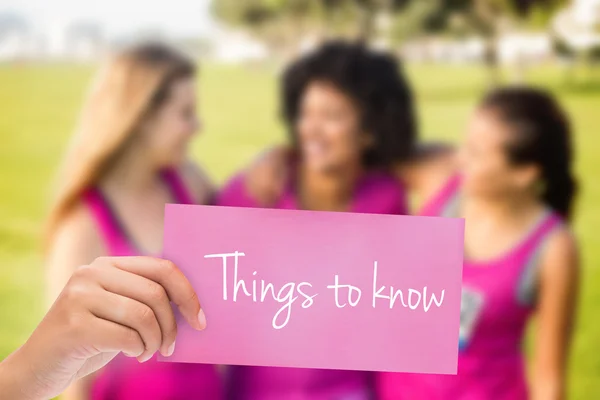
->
[83,168,223,400]
[377,175,562,400]
[217,171,407,400]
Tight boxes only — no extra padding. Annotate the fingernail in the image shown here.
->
[197,309,207,330]
[167,341,176,357]
[138,353,153,363]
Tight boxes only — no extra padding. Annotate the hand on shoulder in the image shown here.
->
[394,141,459,209]
[243,146,292,207]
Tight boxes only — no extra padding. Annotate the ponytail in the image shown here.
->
[481,87,577,221]
[542,160,577,221]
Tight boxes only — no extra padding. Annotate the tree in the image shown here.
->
[324,0,410,42]
[212,0,565,80]
[212,0,318,54]
[212,0,408,50]
[470,0,565,83]
[212,0,278,28]
[391,0,566,85]
[552,1,600,84]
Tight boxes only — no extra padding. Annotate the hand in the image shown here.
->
[2,256,205,400]
[245,146,291,207]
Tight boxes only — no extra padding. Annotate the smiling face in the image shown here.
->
[458,107,540,200]
[139,76,200,168]
[295,80,372,174]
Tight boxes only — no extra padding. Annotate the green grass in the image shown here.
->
[0,62,599,397]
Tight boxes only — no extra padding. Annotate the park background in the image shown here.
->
[1,0,599,398]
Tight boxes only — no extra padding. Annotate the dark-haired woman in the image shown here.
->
[379,87,580,400]
[218,42,417,399]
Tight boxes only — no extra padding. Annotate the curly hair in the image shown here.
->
[281,40,417,169]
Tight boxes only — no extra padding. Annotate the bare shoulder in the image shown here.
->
[540,224,580,279]
[49,203,104,259]
[46,202,105,301]
[178,160,215,204]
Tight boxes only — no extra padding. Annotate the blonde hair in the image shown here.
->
[46,43,195,249]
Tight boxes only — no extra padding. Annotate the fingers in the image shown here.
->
[84,287,162,363]
[87,317,145,358]
[94,257,204,331]
[94,266,178,357]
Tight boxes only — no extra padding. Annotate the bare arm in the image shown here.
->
[46,205,104,302]
[243,143,459,210]
[45,205,105,400]
[1,256,205,400]
[531,227,580,400]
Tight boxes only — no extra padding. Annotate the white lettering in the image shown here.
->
[327,275,362,308]
[372,261,390,308]
[422,287,445,312]
[204,251,317,329]
[204,252,246,300]
[408,289,422,310]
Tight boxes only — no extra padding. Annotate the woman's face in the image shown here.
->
[459,108,538,199]
[296,81,370,173]
[141,77,199,167]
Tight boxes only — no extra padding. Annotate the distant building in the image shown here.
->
[0,15,108,62]
[64,22,106,62]
[0,13,31,61]
[498,33,552,65]
[0,13,268,64]
[400,32,553,65]
[209,26,268,64]
[174,37,212,60]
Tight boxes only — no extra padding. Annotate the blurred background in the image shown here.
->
[0,0,599,398]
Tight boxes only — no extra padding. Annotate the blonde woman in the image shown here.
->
[45,44,222,400]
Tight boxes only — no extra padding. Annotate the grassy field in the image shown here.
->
[0,62,599,398]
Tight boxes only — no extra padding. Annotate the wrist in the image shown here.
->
[0,347,37,400]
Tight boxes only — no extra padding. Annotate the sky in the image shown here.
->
[0,0,219,38]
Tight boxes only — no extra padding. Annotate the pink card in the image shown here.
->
[160,204,464,374]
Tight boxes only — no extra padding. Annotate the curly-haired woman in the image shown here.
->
[217,40,418,400]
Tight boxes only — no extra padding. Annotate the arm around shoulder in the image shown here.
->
[395,142,459,204]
